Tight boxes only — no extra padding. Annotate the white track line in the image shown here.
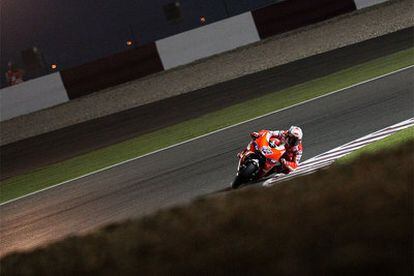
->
[264,118,414,186]
[1,65,413,206]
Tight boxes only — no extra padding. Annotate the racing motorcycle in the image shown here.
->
[232,130,286,189]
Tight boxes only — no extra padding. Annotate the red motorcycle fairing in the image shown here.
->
[237,130,286,180]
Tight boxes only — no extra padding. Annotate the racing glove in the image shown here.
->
[280,158,296,172]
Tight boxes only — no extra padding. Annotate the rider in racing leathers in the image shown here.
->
[238,126,303,175]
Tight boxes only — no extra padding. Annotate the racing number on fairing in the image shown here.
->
[261,146,273,155]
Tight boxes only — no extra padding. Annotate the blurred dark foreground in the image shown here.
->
[1,141,413,275]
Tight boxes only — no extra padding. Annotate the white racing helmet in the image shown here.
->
[287,126,303,146]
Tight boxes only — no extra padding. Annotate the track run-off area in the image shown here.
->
[1,66,413,257]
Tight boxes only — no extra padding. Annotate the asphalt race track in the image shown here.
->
[1,67,413,257]
[1,27,413,179]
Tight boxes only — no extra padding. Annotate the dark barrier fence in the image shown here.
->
[60,0,357,100]
[252,0,356,39]
[60,42,163,99]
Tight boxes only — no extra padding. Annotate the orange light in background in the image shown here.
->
[51,64,57,70]
[126,40,133,46]
[200,16,206,24]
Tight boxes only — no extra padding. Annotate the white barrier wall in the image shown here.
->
[0,73,69,121]
[156,12,260,70]
[354,0,389,9]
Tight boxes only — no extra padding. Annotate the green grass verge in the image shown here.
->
[338,126,414,164]
[1,47,413,203]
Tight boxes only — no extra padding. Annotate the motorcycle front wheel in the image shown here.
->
[231,175,243,189]
[231,162,258,189]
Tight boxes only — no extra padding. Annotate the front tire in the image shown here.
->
[231,175,243,189]
[231,162,258,189]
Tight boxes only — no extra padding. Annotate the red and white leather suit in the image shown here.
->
[239,129,303,174]
[263,130,303,172]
